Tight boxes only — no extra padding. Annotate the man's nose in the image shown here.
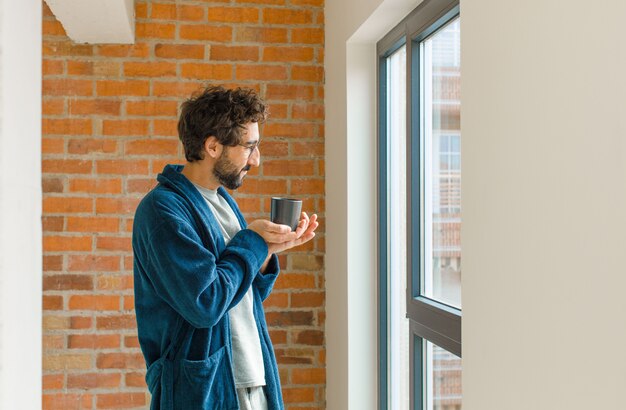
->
[248,148,260,167]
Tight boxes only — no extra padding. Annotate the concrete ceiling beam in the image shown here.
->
[44,0,134,44]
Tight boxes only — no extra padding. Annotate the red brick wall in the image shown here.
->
[41,1,325,408]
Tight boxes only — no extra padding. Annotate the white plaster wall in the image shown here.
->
[0,0,42,408]
[461,1,626,409]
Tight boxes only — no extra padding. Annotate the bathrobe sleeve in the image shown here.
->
[143,215,269,329]
[253,253,281,301]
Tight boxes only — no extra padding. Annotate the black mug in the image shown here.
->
[270,197,302,231]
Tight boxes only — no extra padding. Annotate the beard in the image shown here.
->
[212,150,251,190]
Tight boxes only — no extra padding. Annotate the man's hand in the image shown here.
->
[267,212,318,255]
[247,219,299,245]
[248,212,319,272]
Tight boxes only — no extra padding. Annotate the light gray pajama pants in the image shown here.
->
[236,386,268,410]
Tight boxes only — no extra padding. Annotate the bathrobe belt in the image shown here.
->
[145,318,193,410]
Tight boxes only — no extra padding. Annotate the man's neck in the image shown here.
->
[181,161,221,190]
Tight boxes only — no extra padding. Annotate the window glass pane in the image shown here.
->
[420,17,462,309]
[439,135,449,151]
[450,155,460,171]
[450,135,460,151]
[425,341,462,410]
[386,45,409,410]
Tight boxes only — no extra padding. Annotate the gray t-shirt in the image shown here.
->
[193,183,266,388]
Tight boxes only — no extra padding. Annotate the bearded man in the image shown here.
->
[132,85,318,410]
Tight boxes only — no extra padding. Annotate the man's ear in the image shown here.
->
[204,136,222,159]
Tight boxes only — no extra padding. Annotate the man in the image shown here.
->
[132,85,318,410]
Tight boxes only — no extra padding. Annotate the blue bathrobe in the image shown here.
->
[132,164,284,410]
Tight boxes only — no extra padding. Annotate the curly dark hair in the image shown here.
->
[177,85,268,162]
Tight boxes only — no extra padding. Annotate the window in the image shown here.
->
[378,0,461,409]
